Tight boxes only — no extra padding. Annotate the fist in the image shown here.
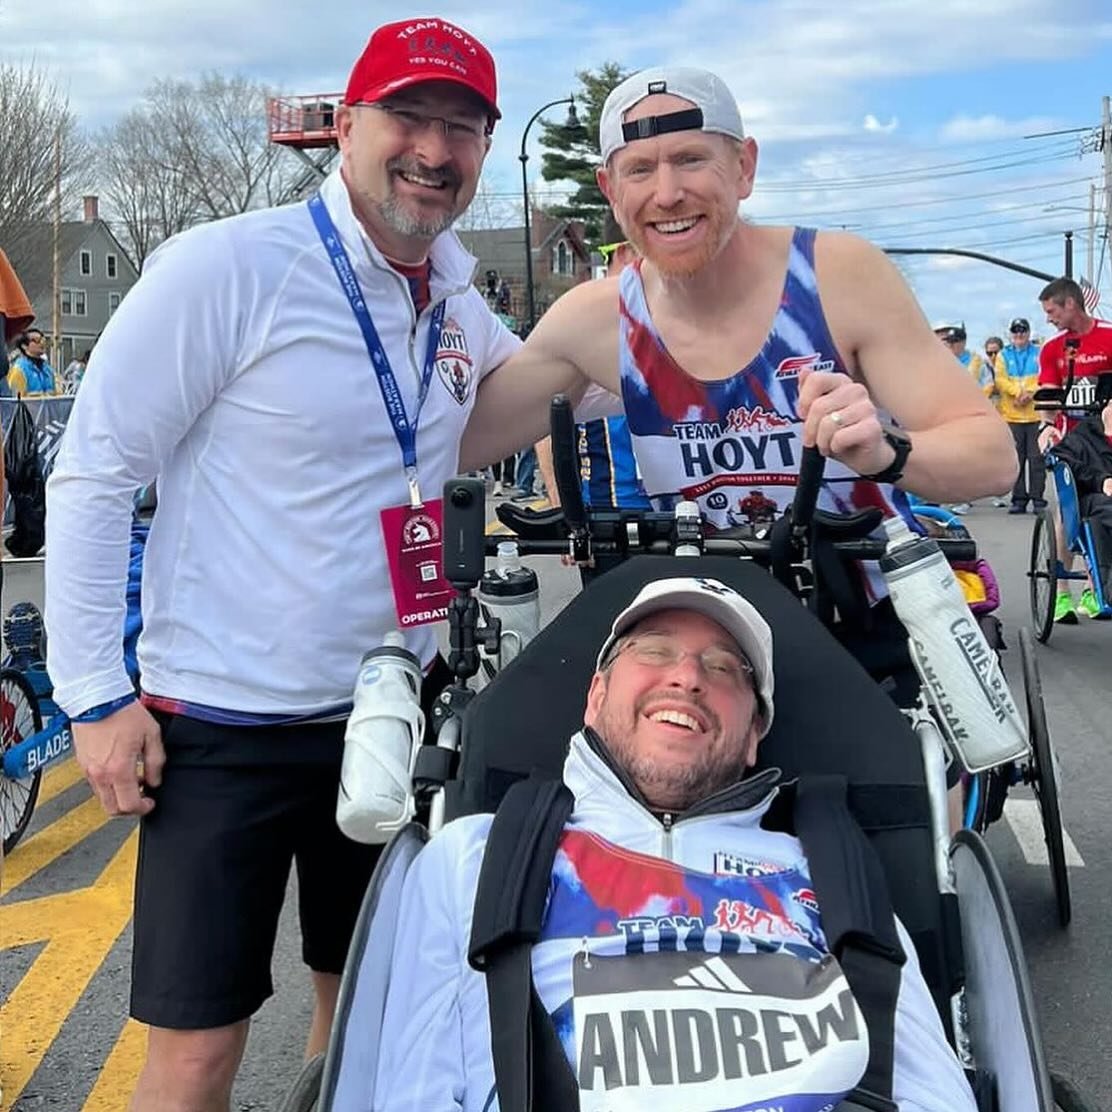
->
[797,370,894,478]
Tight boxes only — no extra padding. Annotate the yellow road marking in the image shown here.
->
[0,831,138,1108]
[84,1019,147,1111]
[1,794,112,897]
[36,756,86,808]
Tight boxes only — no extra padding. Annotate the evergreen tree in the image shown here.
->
[538,62,630,243]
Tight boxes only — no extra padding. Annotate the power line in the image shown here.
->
[835,187,1092,237]
[757,149,1077,193]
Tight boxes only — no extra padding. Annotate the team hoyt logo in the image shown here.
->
[436,317,473,405]
[672,404,799,485]
[572,950,867,1111]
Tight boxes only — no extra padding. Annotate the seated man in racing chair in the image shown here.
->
[371,576,975,1111]
[1047,396,1112,613]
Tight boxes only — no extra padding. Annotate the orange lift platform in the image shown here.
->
[267,93,341,190]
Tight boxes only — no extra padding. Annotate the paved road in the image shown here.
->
[2,500,1108,1109]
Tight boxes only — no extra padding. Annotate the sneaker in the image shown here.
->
[1008,501,1028,515]
[1078,588,1105,619]
[1032,499,1048,511]
[992,497,1009,508]
[950,502,971,515]
[1054,592,1078,624]
[493,481,503,497]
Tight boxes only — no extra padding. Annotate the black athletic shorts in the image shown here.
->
[130,655,453,1030]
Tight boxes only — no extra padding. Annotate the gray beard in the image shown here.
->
[376,193,457,241]
[593,700,756,812]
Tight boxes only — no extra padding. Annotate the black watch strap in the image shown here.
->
[861,430,911,484]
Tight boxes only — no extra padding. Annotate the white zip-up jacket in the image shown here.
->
[45,169,519,719]
[369,731,975,1111]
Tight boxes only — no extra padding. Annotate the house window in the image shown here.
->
[61,289,72,315]
[109,292,121,315]
[106,253,117,279]
[79,249,92,276]
[553,240,570,276]
[73,290,87,317]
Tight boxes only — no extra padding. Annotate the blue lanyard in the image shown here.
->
[308,194,445,506]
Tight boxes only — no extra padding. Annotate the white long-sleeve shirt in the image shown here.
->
[366,732,976,1111]
[45,170,519,719]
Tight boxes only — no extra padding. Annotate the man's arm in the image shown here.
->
[890,922,977,1110]
[535,436,560,507]
[459,279,621,472]
[372,820,491,1111]
[809,235,1017,501]
[45,223,243,814]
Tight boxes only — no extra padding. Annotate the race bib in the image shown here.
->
[571,950,867,1112]
[380,499,454,628]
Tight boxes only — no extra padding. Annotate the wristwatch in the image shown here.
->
[861,427,912,484]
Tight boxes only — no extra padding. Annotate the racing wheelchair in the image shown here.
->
[280,404,1089,1111]
[1028,362,1112,642]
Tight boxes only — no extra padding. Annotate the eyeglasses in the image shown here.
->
[615,633,754,690]
[985,348,1001,357]
[366,102,487,146]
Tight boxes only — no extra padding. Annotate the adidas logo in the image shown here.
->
[672,955,751,993]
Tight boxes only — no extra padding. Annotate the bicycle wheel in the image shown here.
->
[1029,510,1058,644]
[1019,628,1071,927]
[0,667,45,856]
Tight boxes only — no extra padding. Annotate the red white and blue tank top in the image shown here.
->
[618,227,915,537]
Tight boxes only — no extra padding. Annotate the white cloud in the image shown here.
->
[939,114,1065,143]
[864,114,899,134]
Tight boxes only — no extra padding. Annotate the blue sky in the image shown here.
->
[4,0,1110,351]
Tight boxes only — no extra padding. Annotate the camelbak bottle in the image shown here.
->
[478,540,540,672]
[336,631,425,844]
[879,516,1028,773]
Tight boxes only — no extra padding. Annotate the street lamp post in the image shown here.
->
[519,95,578,333]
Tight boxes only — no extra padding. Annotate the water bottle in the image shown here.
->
[879,516,1028,773]
[478,541,540,672]
[336,631,425,844]
[673,500,703,556]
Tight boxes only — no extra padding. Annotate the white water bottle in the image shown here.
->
[336,631,425,844]
[879,516,1028,773]
[478,541,540,672]
[673,500,703,556]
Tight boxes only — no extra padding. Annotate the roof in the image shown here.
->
[7,221,136,300]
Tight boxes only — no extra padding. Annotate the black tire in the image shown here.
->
[278,1052,323,1112]
[1019,628,1071,928]
[1052,1071,1099,1111]
[0,667,45,856]
[1030,509,1058,644]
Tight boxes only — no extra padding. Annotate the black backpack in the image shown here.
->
[4,397,45,557]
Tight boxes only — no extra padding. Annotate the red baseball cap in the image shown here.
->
[344,17,500,123]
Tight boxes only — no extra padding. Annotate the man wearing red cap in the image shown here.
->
[44,17,521,1110]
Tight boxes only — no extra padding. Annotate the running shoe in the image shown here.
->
[1054,592,1078,623]
[1078,588,1108,619]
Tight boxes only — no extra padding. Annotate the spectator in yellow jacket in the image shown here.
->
[993,318,1044,513]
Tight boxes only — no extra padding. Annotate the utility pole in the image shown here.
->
[52,131,61,370]
[1103,96,1111,286]
[1089,181,1097,285]
[1064,230,1073,278]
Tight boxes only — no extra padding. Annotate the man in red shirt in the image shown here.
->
[1036,277,1112,619]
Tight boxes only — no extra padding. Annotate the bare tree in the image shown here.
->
[98,73,303,265]
[0,64,90,279]
[100,109,197,267]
